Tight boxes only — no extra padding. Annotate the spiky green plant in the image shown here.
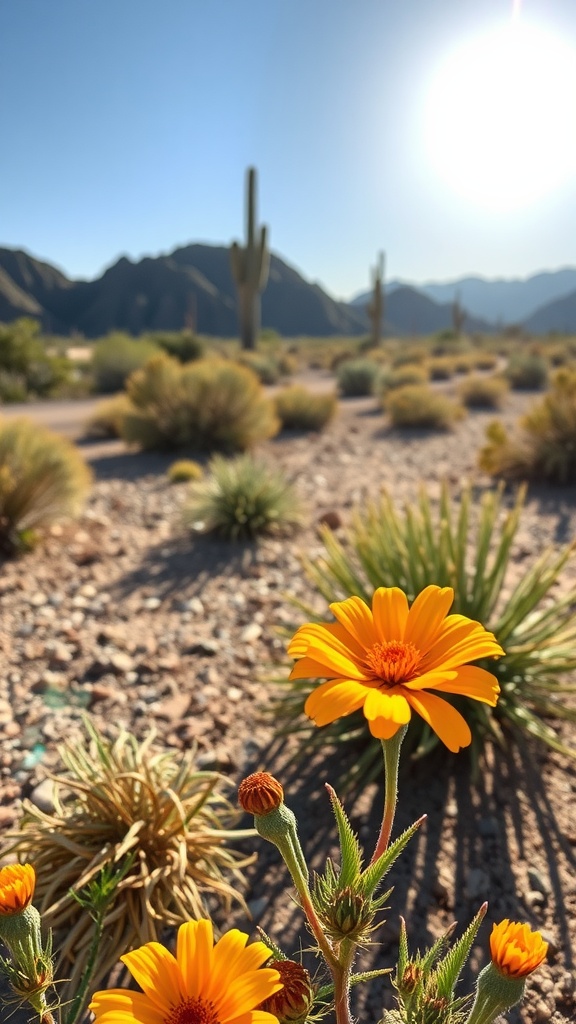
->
[0,418,92,553]
[185,453,303,540]
[274,386,337,432]
[274,482,576,779]
[1,720,253,1000]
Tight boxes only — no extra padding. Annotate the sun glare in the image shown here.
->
[423,20,576,211]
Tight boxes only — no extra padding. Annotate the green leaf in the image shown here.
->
[326,785,363,887]
[359,816,424,897]
[435,903,487,999]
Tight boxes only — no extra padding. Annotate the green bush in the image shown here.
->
[167,459,204,483]
[274,386,337,432]
[91,334,160,394]
[275,482,576,779]
[376,364,428,399]
[386,385,465,429]
[480,368,576,483]
[337,359,380,397]
[0,319,73,398]
[505,352,548,390]
[458,374,508,409]
[184,454,302,540]
[236,352,281,385]
[150,331,206,364]
[0,418,92,553]
[85,394,135,439]
[121,355,279,452]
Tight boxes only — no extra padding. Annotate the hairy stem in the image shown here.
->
[370,726,408,865]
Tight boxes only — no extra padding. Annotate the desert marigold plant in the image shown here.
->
[89,919,282,1024]
[0,863,35,914]
[489,920,548,980]
[288,584,503,753]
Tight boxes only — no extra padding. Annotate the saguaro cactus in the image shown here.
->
[230,167,270,350]
[367,251,385,347]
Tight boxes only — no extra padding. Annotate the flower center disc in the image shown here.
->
[164,998,220,1024]
[366,640,421,684]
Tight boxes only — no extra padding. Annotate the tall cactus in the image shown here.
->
[230,167,270,350]
[367,251,385,347]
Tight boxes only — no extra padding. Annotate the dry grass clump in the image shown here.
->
[385,385,465,430]
[336,358,380,397]
[185,453,303,540]
[480,368,576,483]
[505,352,548,390]
[0,418,92,553]
[236,352,281,385]
[1,721,252,998]
[167,459,204,483]
[458,374,509,409]
[85,393,134,438]
[472,351,499,371]
[376,363,428,399]
[274,386,337,432]
[391,344,428,366]
[121,354,279,452]
[427,356,455,381]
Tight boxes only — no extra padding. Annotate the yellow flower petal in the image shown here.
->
[219,969,283,1022]
[363,688,411,725]
[121,943,185,1011]
[405,690,472,751]
[205,932,270,1006]
[430,665,500,705]
[404,585,455,650]
[328,595,377,649]
[372,587,409,642]
[88,990,165,1024]
[305,678,369,726]
[367,715,406,740]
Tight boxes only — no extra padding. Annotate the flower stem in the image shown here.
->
[333,940,354,1024]
[370,726,408,865]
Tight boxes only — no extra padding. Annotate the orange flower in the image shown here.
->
[0,864,35,915]
[238,773,284,816]
[89,919,282,1024]
[288,585,503,752]
[490,920,548,979]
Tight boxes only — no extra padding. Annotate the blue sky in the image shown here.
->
[1,0,576,299]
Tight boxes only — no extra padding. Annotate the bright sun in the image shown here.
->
[423,20,576,211]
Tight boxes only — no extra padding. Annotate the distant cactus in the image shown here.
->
[230,168,270,350]
[367,251,385,347]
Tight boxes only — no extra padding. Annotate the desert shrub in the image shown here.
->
[276,351,299,376]
[458,374,508,409]
[91,334,160,393]
[150,331,206,363]
[237,352,281,385]
[185,453,302,540]
[0,370,28,403]
[0,418,91,553]
[85,393,134,438]
[337,358,380,397]
[452,353,473,374]
[167,458,204,483]
[426,356,455,380]
[1,720,251,999]
[392,344,428,366]
[0,319,73,397]
[386,384,465,429]
[274,386,337,431]
[376,364,428,398]
[121,355,279,452]
[505,352,548,390]
[275,482,576,779]
[480,368,576,483]
[472,351,499,371]
[330,348,362,371]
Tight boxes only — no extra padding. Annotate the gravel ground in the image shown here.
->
[1,379,575,1023]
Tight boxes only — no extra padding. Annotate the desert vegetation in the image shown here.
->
[0,323,575,1024]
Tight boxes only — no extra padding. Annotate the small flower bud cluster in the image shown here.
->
[0,863,55,1019]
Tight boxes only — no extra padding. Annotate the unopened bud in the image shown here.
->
[260,960,314,1024]
[399,963,421,996]
[320,886,374,942]
[238,772,284,816]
